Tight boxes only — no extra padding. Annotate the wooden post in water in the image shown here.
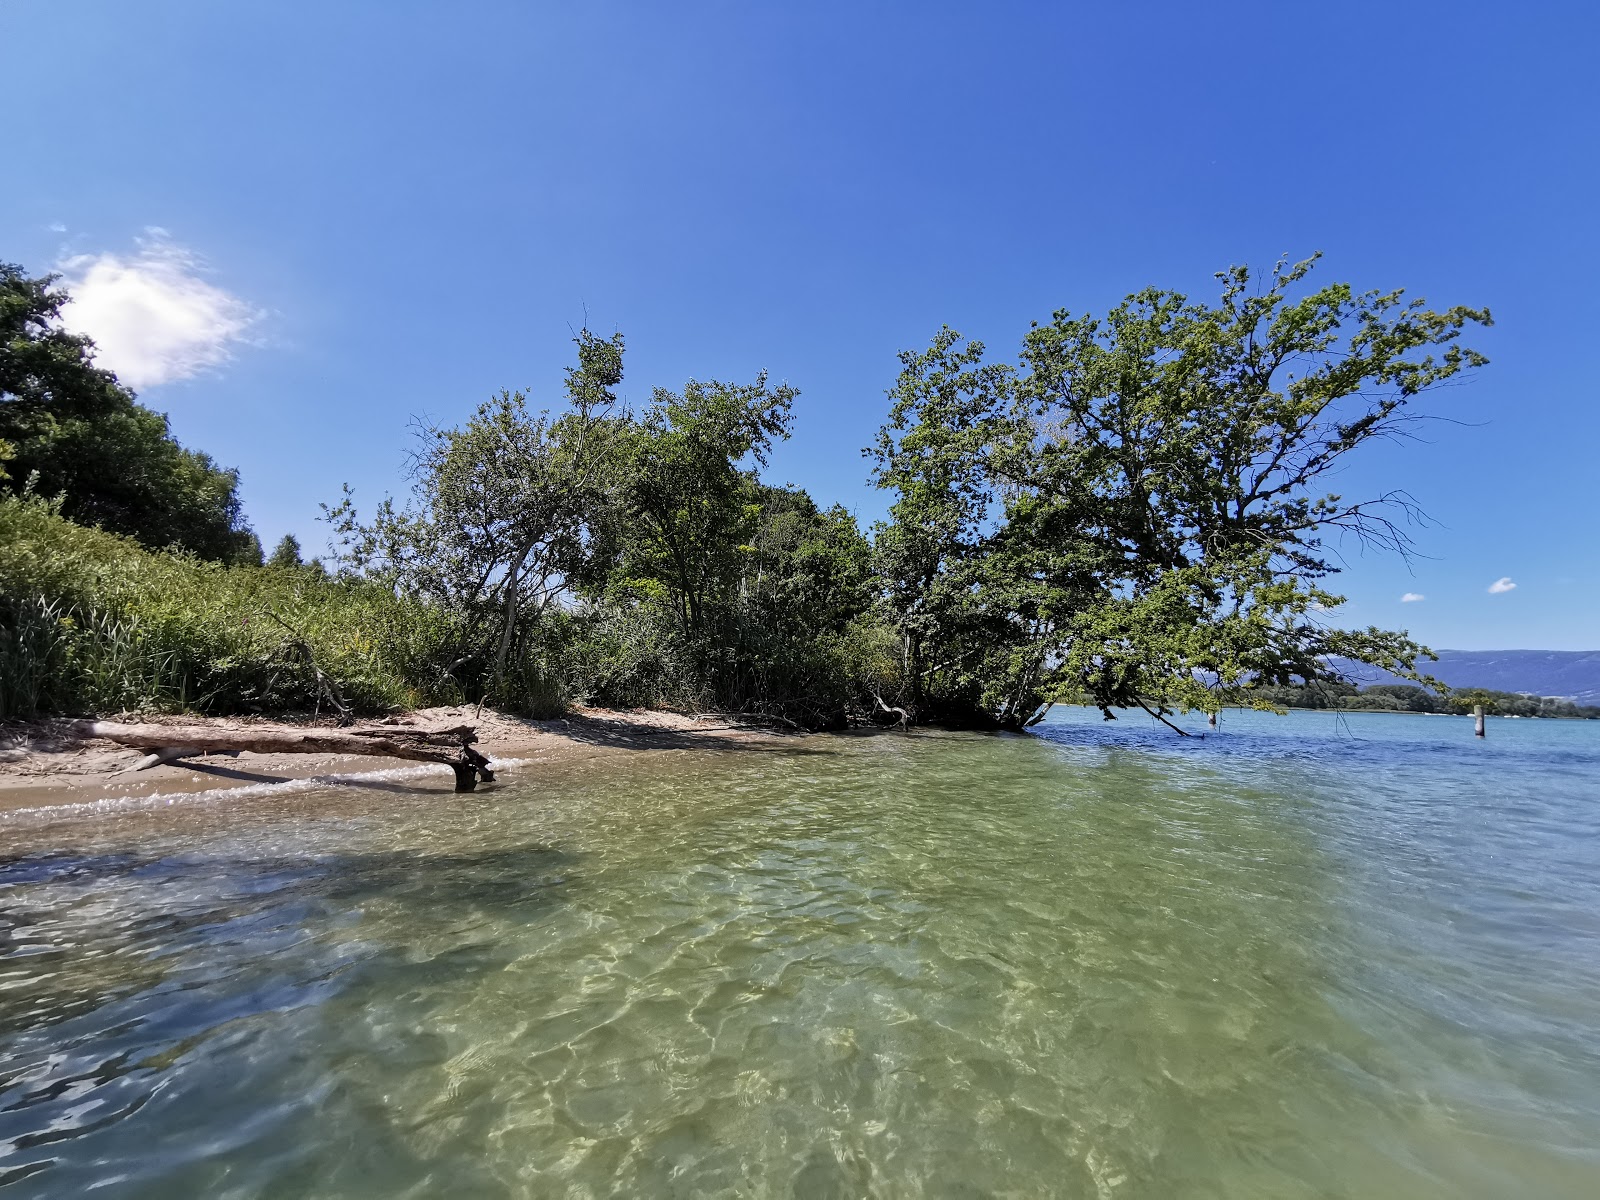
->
[1474,704,1486,738]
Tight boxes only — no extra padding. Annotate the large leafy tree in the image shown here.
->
[873,256,1492,729]
[744,484,873,642]
[578,389,875,723]
[0,262,259,563]
[326,330,624,692]
[736,487,876,727]
[329,334,864,720]
[587,374,797,637]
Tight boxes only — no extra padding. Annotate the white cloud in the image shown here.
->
[1488,577,1517,594]
[47,221,67,233]
[1400,592,1425,603]
[57,229,261,389]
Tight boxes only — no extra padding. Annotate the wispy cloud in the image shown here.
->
[47,221,67,233]
[1400,592,1425,603]
[57,229,262,389]
[1488,577,1517,594]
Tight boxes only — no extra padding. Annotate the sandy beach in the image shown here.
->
[0,706,796,816]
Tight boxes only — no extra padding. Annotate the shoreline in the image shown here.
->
[1268,706,1593,719]
[0,706,800,819]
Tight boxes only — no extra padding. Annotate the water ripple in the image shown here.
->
[0,710,1597,1196]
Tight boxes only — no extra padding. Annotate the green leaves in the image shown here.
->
[872,256,1490,729]
[591,373,798,638]
[322,330,867,724]
[0,262,258,563]
[325,330,627,706]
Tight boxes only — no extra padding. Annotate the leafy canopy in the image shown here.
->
[871,255,1491,729]
[326,330,626,697]
[586,372,797,635]
[0,262,259,563]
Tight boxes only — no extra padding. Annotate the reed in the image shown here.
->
[0,494,506,720]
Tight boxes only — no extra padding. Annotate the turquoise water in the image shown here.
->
[2,709,1597,1197]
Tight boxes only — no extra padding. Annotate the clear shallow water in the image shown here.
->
[2,710,1598,1198]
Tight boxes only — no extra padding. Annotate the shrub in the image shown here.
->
[0,494,555,720]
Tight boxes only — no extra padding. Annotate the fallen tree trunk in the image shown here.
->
[871,693,913,729]
[123,746,237,773]
[72,721,495,792]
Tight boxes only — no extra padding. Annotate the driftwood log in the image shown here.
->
[72,720,496,792]
[871,693,912,729]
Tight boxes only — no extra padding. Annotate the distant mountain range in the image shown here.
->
[1332,650,1600,703]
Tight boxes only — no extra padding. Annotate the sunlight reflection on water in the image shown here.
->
[2,710,1598,1197]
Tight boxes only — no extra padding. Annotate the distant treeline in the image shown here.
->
[3,257,1496,729]
[1248,682,1600,720]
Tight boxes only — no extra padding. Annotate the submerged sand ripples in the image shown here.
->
[1,713,1599,1196]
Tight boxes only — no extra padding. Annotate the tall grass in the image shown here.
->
[0,494,562,720]
[1,494,893,725]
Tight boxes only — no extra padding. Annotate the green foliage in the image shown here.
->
[6,258,1506,737]
[326,330,624,708]
[1447,688,1598,719]
[872,256,1491,728]
[0,262,259,563]
[0,493,483,720]
[588,374,797,635]
[1244,680,1598,719]
[573,375,881,725]
[326,332,882,727]
[268,534,304,568]
[1445,687,1508,716]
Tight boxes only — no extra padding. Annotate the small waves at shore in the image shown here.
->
[2,711,1597,1196]
[0,754,550,828]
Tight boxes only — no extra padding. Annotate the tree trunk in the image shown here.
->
[871,693,912,729]
[1134,697,1192,737]
[493,537,538,685]
[73,721,495,792]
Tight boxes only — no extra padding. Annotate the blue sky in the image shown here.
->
[4,1,1595,650]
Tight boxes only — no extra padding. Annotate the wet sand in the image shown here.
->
[0,706,795,817]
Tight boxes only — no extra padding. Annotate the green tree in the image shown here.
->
[1359,683,1442,712]
[1447,687,1499,715]
[0,262,259,562]
[326,330,624,703]
[268,534,304,568]
[873,255,1491,729]
[721,485,877,725]
[589,373,797,637]
[327,332,865,722]
[869,330,1057,725]
[744,485,873,640]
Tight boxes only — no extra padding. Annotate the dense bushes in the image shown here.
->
[0,493,889,724]
[0,494,491,719]
[320,333,905,729]
[1247,678,1599,719]
[558,595,895,729]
